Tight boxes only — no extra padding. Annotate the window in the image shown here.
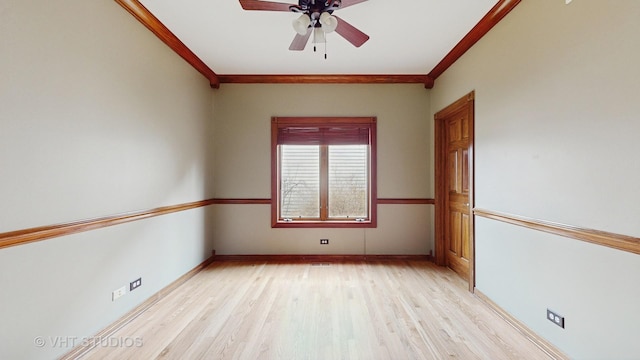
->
[271,117,377,228]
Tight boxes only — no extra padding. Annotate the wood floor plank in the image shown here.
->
[80,261,558,360]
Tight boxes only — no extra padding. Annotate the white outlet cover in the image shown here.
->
[112,285,127,301]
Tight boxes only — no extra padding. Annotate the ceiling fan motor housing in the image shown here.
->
[294,0,340,31]
[296,0,340,13]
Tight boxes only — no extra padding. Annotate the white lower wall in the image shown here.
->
[475,218,640,359]
[212,204,432,255]
[0,209,212,359]
[0,1,214,359]
[430,1,640,358]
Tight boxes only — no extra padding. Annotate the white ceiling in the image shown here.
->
[139,0,499,75]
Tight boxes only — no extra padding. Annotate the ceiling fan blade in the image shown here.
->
[239,0,295,11]
[339,0,369,10]
[289,29,312,51]
[334,16,369,47]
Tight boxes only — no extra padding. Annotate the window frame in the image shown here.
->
[271,116,377,228]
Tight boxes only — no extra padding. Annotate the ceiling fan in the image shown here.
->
[239,0,370,53]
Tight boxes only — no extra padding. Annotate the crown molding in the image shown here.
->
[114,0,220,88]
[114,0,521,88]
[428,0,521,81]
[218,74,434,87]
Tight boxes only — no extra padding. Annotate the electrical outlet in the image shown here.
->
[112,286,126,301]
[547,309,565,328]
[320,239,329,245]
[130,277,142,291]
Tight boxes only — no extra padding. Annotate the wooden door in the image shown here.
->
[435,92,474,289]
[445,112,471,279]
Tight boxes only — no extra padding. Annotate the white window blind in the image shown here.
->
[328,145,368,218]
[280,145,320,218]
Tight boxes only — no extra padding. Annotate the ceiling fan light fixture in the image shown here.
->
[319,12,338,33]
[292,14,311,35]
[312,27,326,43]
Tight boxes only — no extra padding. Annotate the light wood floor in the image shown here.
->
[81,260,554,359]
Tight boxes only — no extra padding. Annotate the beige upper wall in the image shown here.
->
[1,1,214,359]
[432,0,640,236]
[1,0,214,232]
[210,84,434,255]
[430,1,640,358]
[212,84,432,199]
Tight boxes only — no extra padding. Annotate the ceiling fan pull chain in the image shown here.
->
[324,38,327,59]
[313,25,316,52]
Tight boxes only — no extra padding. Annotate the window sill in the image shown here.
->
[272,220,376,228]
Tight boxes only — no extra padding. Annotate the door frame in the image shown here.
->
[434,91,475,292]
